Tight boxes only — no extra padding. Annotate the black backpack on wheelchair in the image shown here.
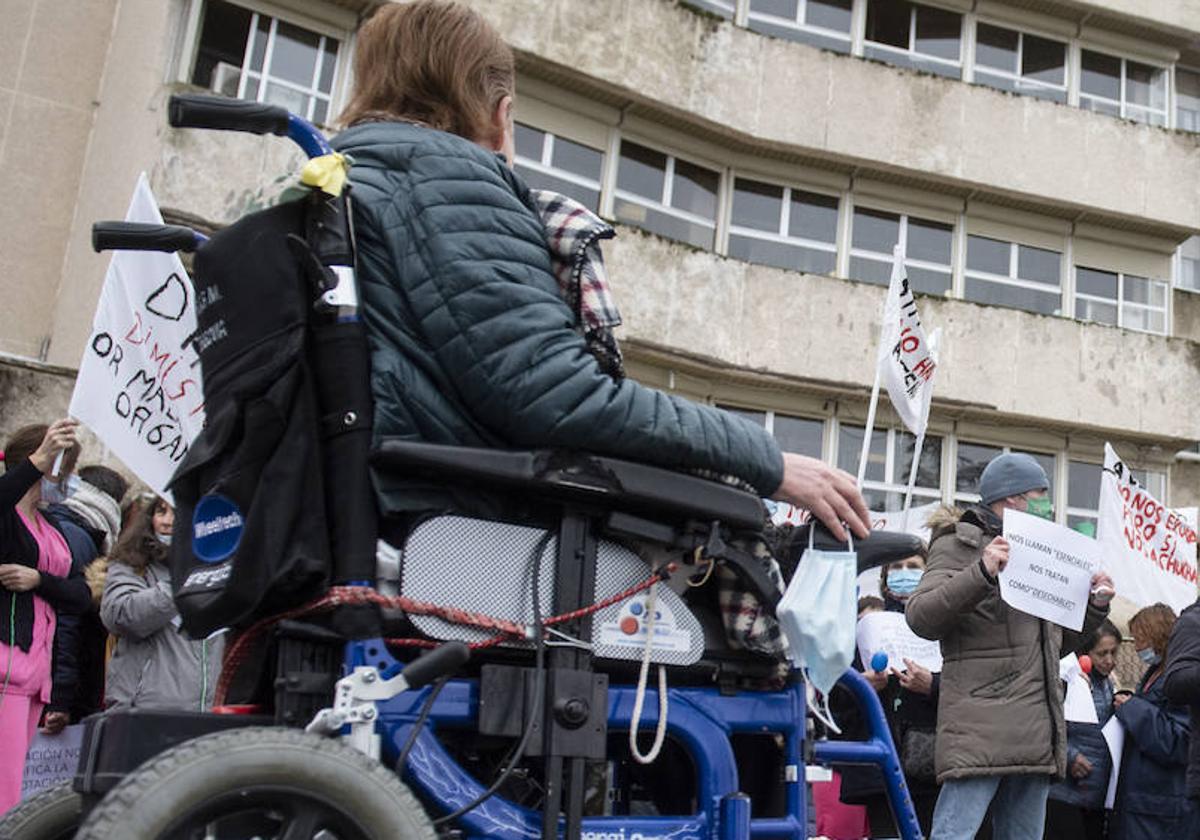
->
[6,95,927,840]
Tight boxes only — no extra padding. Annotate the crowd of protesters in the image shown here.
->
[0,419,215,816]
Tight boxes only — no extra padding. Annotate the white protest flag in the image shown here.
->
[1097,443,1197,613]
[69,174,205,502]
[877,248,937,437]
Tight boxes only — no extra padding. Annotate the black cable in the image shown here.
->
[396,675,449,775]
[433,531,552,826]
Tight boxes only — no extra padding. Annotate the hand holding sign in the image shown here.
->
[28,419,78,474]
[982,536,1009,577]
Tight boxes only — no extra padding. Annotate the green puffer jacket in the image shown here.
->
[332,122,783,517]
[905,505,1108,783]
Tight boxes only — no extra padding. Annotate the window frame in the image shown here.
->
[846,200,956,296]
[1078,46,1169,127]
[178,0,354,125]
[726,171,842,275]
[832,420,944,512]
[1073,265,1169,334]
[970,18,1068,102]
[1174,65,1200,132]
[1067,459,1167,533]
[862,0,965,78]
[963,234,1065,316]
[745,0,855,53]
[1174,235,1200,294]
[611,134,725,250]
[513,122,606,212]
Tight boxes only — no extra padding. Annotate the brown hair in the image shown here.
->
[110,496,171,572]
[1129,603,1177,659]
[3,424,80,476]
[338,1,515,141]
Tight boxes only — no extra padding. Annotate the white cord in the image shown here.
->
[628,578,668,764]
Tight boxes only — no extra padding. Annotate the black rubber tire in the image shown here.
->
[0,782,83,840]
[73,726,436,840]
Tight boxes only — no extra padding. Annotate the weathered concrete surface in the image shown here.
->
[0,0,117,360]
[465,0,1200,233]
[605,225,1200,443]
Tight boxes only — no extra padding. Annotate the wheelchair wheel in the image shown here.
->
[74,726,436,840]
[0,782,82,840]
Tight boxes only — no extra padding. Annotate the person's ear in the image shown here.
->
[491,95,514,166]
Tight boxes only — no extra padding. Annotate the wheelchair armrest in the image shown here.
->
[371,439,765,531]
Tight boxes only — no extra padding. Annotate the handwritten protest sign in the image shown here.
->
[878,260,937,437]
[1097,444,1198,613]
[22,725,84,799]
[69,174,205,502]
[1001,509,1100,631]
[856,610,943,673]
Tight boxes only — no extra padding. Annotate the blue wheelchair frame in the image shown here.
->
[349,638,925,840]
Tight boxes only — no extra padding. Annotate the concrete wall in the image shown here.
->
[605,225,1200,442]
[465,0,1200,233]
[0,0,117,360]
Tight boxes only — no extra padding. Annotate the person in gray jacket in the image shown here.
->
[905,453,1114,840]
[100,498,222,710]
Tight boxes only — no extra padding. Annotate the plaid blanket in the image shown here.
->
[531,190,624,379]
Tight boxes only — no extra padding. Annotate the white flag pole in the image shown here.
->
[856,365,882,489]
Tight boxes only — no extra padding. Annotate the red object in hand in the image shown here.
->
[1079,655,1092,675]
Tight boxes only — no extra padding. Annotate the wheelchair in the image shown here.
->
[0,96,926,840]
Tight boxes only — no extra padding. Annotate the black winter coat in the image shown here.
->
[44,505,102,716]
[1165,600,1200,801]
[1109,664,1193,840]
[1048,671,1114,810]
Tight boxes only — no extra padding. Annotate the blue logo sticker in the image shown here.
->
[192,494,244,564]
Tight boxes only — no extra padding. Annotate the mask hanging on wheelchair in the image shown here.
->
[776,526,858,714]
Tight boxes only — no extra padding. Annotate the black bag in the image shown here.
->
[900,725,937,782]
[169,200,332,637]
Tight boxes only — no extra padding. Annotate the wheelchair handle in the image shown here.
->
[168,94,332,158]
[92,221,205,253]
[401,642,471,691]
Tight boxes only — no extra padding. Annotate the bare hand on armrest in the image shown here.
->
[771,453,870,543]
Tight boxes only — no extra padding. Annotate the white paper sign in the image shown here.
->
[1102,715,1125,809]
[856,610,943,673]
[1060,654,1099,724]
[1001,509,1101,631]
[69,173,205,502]
[1097,443,1198,613]
[22,725,84,799]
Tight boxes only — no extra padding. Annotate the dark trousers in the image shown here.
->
[1044,799,1107,840]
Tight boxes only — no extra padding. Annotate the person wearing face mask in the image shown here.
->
[905,453,1116,840]
[0,420,90,815]
[1108,604,1194,840]
[837,549,948,837]
[1045,619,1121,839]
[100,498,223,710]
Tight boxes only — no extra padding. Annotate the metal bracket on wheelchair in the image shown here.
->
[318,264,359,311]
[306,666,408,758]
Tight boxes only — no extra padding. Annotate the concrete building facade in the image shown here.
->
[2,0,1199,585]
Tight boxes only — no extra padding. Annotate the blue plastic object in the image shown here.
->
[871,651,890,673]
[345,638,925,840]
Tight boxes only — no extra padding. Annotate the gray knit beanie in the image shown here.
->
[978,453,1049,505]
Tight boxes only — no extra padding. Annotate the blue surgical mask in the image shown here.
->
[777,529,858,732]
[886,568,924,596]
[1137,648,1160,666]
[156,533,172,547]
[41,474,80,505]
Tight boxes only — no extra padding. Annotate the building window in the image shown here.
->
[972,22,1067,103]
[954,443,1055,505]
[746,0,854,54]
[720,407,825,458]
[513,123,604,212]
[189,0,341,124]
[963,235,1061,315]
[837,424,943,512]
[614,140,719,250]
[1075,267,1168,334]
[727,177,839,274]
[1068,460,1166,534]
[1177,68,1200,132]
[864,0,962,79]
[1178,236,1200,292]
[849,207,953,295]
[1079,50,1167,126]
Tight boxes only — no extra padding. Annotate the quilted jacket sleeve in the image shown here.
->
[365,140,785,495]
[1165,603,1200,706]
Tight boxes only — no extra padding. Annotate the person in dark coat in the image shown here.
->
[1045,619,1121,840]
[330,0,869,545]
[1164,598,1200,839]
[1109,603,1195,840]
